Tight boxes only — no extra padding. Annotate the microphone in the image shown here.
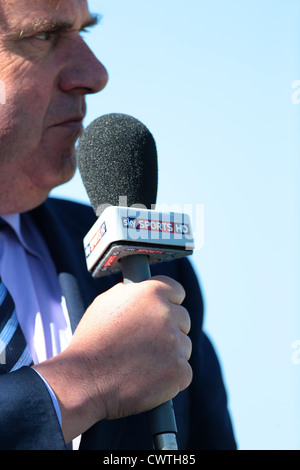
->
[77,113,194,450]
[77,113,158,217]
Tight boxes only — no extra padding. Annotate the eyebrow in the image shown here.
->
[16,13,100,39]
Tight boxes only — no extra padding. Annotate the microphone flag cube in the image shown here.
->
[83,206,195,278]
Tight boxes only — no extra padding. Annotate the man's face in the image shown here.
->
[0,0,108,213]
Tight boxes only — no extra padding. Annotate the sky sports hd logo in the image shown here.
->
[121,217,191,236]
[85,221,107,258]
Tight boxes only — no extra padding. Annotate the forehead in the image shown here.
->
[0,0,91,30]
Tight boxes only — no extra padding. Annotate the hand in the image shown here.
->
[34,276,192,444]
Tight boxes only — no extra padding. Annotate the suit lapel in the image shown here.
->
[28,200,89,333]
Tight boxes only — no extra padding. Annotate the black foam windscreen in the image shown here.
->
[76,113,158,216]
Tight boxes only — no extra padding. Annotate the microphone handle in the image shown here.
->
[121,255,178,450]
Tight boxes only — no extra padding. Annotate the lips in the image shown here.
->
[49,116,85,138]
[53,115,84,126]
[48,99,87,130]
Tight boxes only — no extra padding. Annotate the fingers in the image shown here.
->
[145,275,186,306]
[145,276,190,336]
[118,274,191,340]
[173,304,191,336]
[175,330,192,364]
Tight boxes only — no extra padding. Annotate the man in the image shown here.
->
[0,0,236,449]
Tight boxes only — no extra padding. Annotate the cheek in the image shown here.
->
[0,80,48,160]
[0,71,76,182]
[19,126,78,190]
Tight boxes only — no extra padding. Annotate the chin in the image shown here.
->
[35,149,77,194]
[54,158,77,187]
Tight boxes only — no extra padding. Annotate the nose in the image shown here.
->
[58,35,109,95]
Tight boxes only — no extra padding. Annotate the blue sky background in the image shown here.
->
[51,0,300,450]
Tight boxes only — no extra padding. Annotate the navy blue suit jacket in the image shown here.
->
[0,198,236,450]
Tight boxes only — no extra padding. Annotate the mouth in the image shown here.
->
[53,116,84,127]
[50,116,85,138]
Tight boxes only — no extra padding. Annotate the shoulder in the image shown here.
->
[46,197,95,222]
[43,197,97,236]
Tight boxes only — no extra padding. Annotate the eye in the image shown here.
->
[33,31,53,41]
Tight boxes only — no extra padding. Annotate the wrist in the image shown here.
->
[33,349,106,444]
